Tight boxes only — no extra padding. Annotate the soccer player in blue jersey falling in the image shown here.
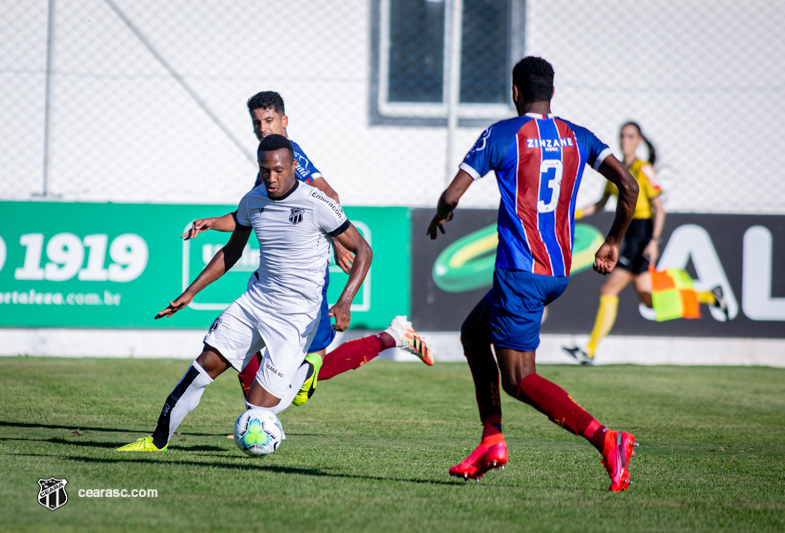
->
[427,57,641,491]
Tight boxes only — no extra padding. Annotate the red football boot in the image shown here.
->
[449,442,508,481]
[601,430,638,492]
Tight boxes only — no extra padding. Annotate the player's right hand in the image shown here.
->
[328,301,351,331]
[426,211,454,240]
[155,294,194,319]
[333,240,355,274]
[181,217,215,240]
[593,241,619,275]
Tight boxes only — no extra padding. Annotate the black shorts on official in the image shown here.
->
[616,218,653,275]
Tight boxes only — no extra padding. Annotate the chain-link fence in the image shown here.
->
[2,0,784,213]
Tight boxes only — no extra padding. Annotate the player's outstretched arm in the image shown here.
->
[593,155,639,275]
[181,212,238,240]
[157,226,252,319]
[328,224,372,331]
[427,170,474,240]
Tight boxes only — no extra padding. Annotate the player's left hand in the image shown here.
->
[333,240,355,274]
[426,211,454,240]
[328,301,351,331]
[593,241,619,275]
[155,294,193,319]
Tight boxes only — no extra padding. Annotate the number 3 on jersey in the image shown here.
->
[537,159,563,213]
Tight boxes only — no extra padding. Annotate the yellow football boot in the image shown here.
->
[293,352,323,406]
[116,436,167,452]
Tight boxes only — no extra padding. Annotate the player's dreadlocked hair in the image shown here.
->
[512,57,554,103]
[257,133,294,162]
[621,121,657,166]
[247,91,285,115]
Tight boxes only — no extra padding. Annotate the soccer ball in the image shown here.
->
[233,408,283,456]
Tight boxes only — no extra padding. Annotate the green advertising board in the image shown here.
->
[0,202,409,330]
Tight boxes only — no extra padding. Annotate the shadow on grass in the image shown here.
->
[48,437,125,449]
[11,452,462,487]
[0,420,218,438]
[47,437,227,453]
[1,435,230,454]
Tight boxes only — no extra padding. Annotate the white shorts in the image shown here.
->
[203,291,319,398]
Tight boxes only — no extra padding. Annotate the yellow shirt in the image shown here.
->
[604,159,662,219]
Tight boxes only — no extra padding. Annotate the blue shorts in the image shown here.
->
[486,268,569,352]
[309,269,336,353]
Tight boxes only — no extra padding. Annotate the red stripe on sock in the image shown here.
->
[237,352,262,399]
[483,414,502,429]
[481,415,505,446]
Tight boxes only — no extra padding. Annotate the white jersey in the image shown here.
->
[235,180,349,315]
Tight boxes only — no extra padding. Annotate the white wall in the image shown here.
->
[2,0,784,212]
[3,327,783,367]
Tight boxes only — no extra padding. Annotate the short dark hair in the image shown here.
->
[247,91,285,115]
[512,57,554,103]
[257,134,294,162]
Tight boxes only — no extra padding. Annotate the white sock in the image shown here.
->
[152,361,212,447]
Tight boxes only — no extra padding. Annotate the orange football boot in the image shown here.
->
[601,430,638,492]
[449,442,508,481]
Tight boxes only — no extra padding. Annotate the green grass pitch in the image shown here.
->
[1,357,784,532]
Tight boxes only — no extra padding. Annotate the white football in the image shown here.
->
[233,408,283,456]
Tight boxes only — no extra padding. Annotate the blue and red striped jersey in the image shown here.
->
[461,113,611,277]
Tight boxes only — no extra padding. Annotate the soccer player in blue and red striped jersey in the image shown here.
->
[427,57,641,491]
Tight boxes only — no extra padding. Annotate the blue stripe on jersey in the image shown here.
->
[496,130,534,272]
[498,206,534,272]
[534,118,566,277]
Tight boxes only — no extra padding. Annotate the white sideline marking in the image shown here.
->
[0,329,783,367]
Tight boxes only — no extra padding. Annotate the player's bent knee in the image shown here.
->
[246,378,281,408]
[500,374,520,398]
[498,362,536,399]
[498,363,521,397]
[195,344,230,378]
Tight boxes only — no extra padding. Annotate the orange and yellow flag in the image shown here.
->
[649,268,701,322]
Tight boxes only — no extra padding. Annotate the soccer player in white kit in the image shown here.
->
[118,134,372,452]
